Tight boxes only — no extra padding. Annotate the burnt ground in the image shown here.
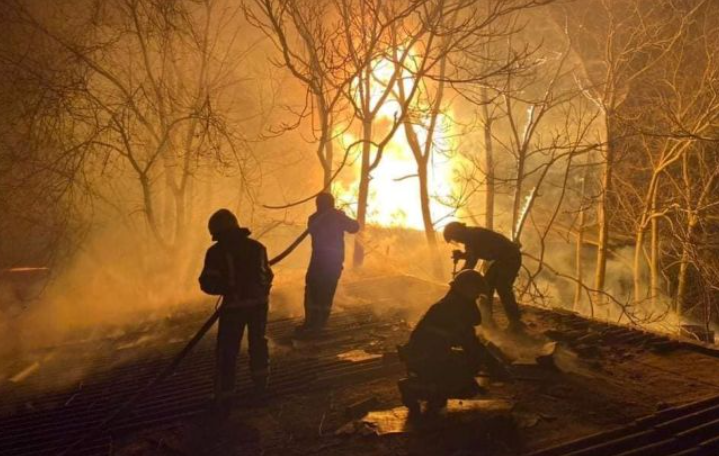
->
[3,274,719,456]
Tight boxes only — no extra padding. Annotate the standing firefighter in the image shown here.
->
[296,193,359,335]
[443,221,524,331]
[398,270,507,414]
[199,209,274,414]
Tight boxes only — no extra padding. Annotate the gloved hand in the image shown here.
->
[451,249,466,261]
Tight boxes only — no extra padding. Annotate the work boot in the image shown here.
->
[294,322,311,335]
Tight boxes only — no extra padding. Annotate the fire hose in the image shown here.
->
[60,228,310,455]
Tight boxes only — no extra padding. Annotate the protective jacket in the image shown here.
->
[307,208,360,273]
[405,290,483,364]
[462,227,520,269]
[199,226,274,305]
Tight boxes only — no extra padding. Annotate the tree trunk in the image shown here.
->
[676,218,695,320]
[633,224,646,303]
[649,197,660,309]
[399,100,442,278]
[419,54,447,250]
[633,172,660,303]
[481,88,495,231]
[595,111,613,292]
[400,108,437,249]
[574,175,587,311]
[141,175,167,249]
[417,160,436,246]
[323,128,334,188]
[318,98,334,188]
[511,106,534,240]
[353,119,372,267]
[511,156,525,240]
[418,159,444,278]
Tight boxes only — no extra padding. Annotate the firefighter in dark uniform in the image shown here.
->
[199,209,274,414]
[397,270,507,414]
[443,221,524,331]
[296,193,359,335]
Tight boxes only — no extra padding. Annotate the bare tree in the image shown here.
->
[569,0,707,293]
[391,0,542,248]
[245,0,351,187]
[333,0,431,267]
[663,10,719,320]
[9,0,254,251]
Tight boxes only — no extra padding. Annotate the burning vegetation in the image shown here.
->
[2,0,718,344]
[1,0,719,454]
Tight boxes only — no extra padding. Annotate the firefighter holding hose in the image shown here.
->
[199,209,274,416]
[295,193,359,336]
[443,221,525,332]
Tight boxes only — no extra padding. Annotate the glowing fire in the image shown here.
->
[333,55,462,231]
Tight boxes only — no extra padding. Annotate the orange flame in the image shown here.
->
[334,55,463,230]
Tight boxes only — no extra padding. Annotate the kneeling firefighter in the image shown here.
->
[199,209,274,413]
[397,270,508,414]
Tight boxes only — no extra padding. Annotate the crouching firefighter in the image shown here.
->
[199,209,274,414]
[443,221,524,332]
[397,270,508,415]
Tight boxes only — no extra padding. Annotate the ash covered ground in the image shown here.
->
[3,273,719,456]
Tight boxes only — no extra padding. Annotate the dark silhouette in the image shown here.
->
[397,270,507,415]
[296,193,359,335]
[443,221,524,331]
[199,209,274,415]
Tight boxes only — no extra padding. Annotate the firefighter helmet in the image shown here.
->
[208,209,239,240]
[450,269,488,299]
[443,221,466,243]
